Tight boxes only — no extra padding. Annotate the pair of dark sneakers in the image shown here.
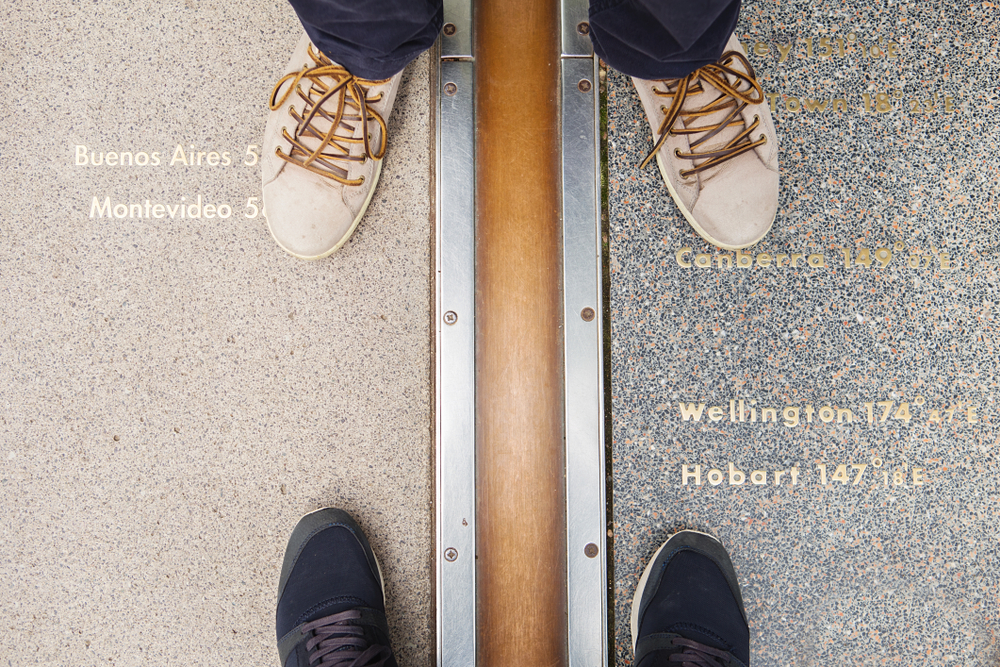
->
[276,508,749,667]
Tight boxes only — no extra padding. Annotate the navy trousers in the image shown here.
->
[287,0,741,80]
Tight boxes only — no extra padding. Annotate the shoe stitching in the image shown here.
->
[640,50,767,179]
[270,44,390,187]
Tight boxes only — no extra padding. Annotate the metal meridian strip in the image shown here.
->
[436,2,476,662]
[561,0,608,664]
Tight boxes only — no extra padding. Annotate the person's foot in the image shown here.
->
[262,34,402,259]
[631,530,749,667]
[632,34,779,251]
[276,508,398,667]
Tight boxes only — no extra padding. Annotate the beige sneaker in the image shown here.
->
[262,34,401,259]
[632,34,779,251]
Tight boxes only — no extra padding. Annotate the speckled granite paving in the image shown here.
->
[0,2,433,666]
[608,2,999,665]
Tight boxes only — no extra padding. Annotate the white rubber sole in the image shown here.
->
[266,157,384,261]
[656,152,774,252]
[629,529,720,651]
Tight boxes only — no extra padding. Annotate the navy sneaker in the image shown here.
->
[276,508,397,667]
[630,531,749,667]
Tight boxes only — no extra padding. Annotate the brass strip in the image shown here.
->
[474,0,567,665]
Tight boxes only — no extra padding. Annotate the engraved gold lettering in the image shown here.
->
[730,399,736,422]
[928,409,941,424]
[679,402,706,421]
[695,253,712,268]
[803,98,828,113]
[804,404,815,423]
[912,468,926,485]
[944,96,955,113]
[682,464,702,486]
[816,463,827,485]
[707,468,724,486]
[775,253,788,267]
[728,462,746,485]
[875,92,892,113]
[774,470,785,485]
[837,407,853,424]
[790,467,800,485]
[877,400,893,422]
[762,407,777,423]
[831,464,849,484]
[707,406,725,422]
[887,42,900,58]
[939,252,953,270]
[783,406,799,427]
[756,253,772,267]
[716,254,733,269]
[894,402,912,422]
[893,469,905,485]
[819,406,835,423]
[170,144,188,166]
[907,254,921,269]
[736,248,753,268]
[739,399,746,422]
[807,253,826,267]
[851,463,867,484]
[776,43,793,63]
[968,405,979,423]
[801,37,813,58]
[765,92,780,113]
[675,247,693,267]
[875,247,892,267]
[754,41,770,56]
[785,96,802,112]
[831,98,847,112]
[817,36,832,58]
[751,470,767,485]
[790,253,803,267]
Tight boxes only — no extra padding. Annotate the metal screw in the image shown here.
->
[577,21,590,36]
[444,82,458,96]
[578,79,592,93]
[444,548,459,562]
[443,22,457,36]
[581,307,595,322]
[444,310,458,325]
[584,543,599,558]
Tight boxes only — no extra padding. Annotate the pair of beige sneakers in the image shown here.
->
[262,33,778,258]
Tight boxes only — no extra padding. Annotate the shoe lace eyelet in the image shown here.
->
[358,175,365,183]
[660,106,667,113]
[753,114,760,123]
[760,136,767,145]
[674,148,682,157]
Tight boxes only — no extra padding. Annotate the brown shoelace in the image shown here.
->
[640,50,766,179]
[301,609,393,667]
[270,45,389,187]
